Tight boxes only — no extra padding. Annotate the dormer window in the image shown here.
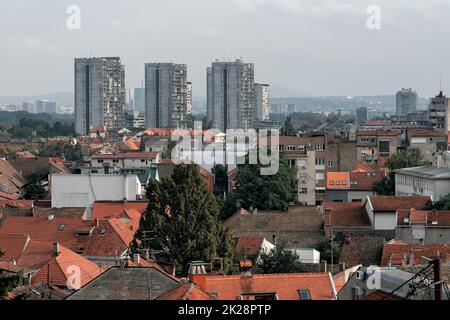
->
[59,224,65,231]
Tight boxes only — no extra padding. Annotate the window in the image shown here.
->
[141,159,146,162]
[298,145,305,151]
[287,145,295,151]
[298,290,311,300]
[298,159,307,168]
[329,180,334,185]
[342,181,347,186]
[298,188,308,194]
[316,173,325,181]
[113,160,118,163]
[59,224,65,231]
[99,228,106,234]
[336,181,340,185]
[97,159,104,163]
[327,161,333,167]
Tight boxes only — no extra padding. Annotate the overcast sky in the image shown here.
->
[1,0,450,98]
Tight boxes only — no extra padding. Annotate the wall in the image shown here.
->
[51,174,141,208]
[373,212,397,230]
[396,226,450,244]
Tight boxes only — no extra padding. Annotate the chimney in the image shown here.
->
[272,234,277,246]
[119,259,126,270]
[95,218,99,228]
[133,253,140,265]
[141,248,150,261]
[53,242,60,256]
[188,262,207,290]
[239,260,253,278]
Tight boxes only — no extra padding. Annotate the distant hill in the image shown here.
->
[0,92,74,107]
[269,86,309,98]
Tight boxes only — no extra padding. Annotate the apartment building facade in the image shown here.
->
[255,83,270,121]
[75,57,126,135]
[207,59,256,130]
[145,63,189,129]
[428,91,450,130]
[356,130,402,169]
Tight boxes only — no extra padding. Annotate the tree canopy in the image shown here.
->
[281,116,297,136]
[424,193,450,210]
[221,153,295,220]
[133,164,234,275]
[0,251,19,299]
[372,148,423,196]
[257,244,305,274]
[24,174,48,200]
[313,239,341,264]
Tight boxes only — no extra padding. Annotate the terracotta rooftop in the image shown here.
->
[0,215,139,257]
[203,273,336,300]
[234,237,265,255]
[397,209,450,227]
[91,201,148,220]
[349,171,385,190]
[322,202,371,228]
[0,235,102,289]
[409,129,447,138]
[381,240,450,266]
[368,196,431,212]
[157,283,215,300]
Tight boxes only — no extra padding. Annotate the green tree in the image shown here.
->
[133,164,234,275]
[257,244,305,274]
[0,251,19,299]
[212,164,228,195]
[24,174,48,200]
[372,148,423,196]
[313,239,341,264]
[221,153,295,220]
[424,193,450,210]
[281,116,296,136]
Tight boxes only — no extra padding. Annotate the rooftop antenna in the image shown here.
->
[440,75,443,93]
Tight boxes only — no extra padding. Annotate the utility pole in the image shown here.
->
[433,258,442,301]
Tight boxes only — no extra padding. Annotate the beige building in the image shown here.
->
[356,129,402,169]
[407,129,447,165]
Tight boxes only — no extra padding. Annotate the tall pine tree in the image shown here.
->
[133,164,234,275]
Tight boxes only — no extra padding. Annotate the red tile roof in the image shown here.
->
[0,216,138,257]
[203,273,335,300]
[349,171,385,190]
[409,129,447,138]
[322,202,372,227]
[0,191,19,200]
[368,196,431,212]
[91,201,147,220]
[0,199,33,209]
[235,237,265,255]
[381,240,450,266]
[397,209,450,227]
[31,244,102,288]
[353,161,377,173]
[157,283,215,300]
[0,235,102,289]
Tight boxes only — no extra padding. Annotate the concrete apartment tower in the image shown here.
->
[255,83,270,121]
[144,63,188,129]
[396,88,417,117]
[187,81,193,114]
[74,57,126,135]
[207,59,256,131]
[429,91,450,130]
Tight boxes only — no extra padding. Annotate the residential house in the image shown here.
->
[396,209,450,244]
[186,262,337,300]
[51,173,143,209]
[0,159,27,197]
[356,129,402,169]
[337,266,414,300]
[0,235,102,292]
[326,170,385,202]
[224,206,326,250]
[66,266,180,300]
[381,240,450,267]
[407,129,447,165]
[0,212,141,266]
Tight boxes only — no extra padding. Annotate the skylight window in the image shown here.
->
[298,290,311,300]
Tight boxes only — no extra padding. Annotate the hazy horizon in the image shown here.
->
[1,0,450,98]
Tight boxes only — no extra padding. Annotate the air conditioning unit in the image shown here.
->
[355,270,365,280]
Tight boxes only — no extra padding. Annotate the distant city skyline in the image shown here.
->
[1,0,450,98]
